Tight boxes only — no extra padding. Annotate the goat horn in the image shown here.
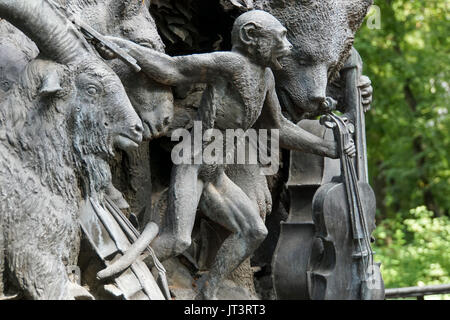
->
[0,0,93,64]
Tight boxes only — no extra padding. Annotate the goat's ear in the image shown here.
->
[39,69,62,97]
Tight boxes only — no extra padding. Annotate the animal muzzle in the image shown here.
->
[128,122,144,143]
[114,117,144,151]
[140,106,173,140]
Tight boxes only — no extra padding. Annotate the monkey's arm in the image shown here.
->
[255,71,338,158]
[278,115,337,158]
[105,37,235,86]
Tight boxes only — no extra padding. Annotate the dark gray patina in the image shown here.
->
[0,0,381,300]
[0,0,143,299]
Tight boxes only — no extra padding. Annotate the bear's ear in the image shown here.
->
[345,0,373,32]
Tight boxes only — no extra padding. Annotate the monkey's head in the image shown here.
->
[232,10,292,70]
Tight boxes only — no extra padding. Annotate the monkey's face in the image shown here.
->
[253,25,292,70]
[234,11,292,70]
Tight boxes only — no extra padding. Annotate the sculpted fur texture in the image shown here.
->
[255,0,373,120]
[0,0,142,299]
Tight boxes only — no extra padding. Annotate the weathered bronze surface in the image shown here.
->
[0,0,381,300]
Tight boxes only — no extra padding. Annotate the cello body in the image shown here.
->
[307,113,384,300]
[272,120,340,300]
[308,180,378,299]
[272,49,384,300]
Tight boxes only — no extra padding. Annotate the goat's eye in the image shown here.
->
[86,86,98,96]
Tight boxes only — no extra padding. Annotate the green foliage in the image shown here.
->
[355,0,450,218]
[374,206,450,289]
[354,1,450,293]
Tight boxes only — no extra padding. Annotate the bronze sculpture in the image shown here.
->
[0,0,143,299]
[102,9,356,299]
[0,0,382,300]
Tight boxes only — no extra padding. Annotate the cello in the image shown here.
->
[272,120,340,299]
[307,112,384,300]
[272,48,383,299]
[79,196,170,300]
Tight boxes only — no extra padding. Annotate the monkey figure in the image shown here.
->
[105,10,355,299]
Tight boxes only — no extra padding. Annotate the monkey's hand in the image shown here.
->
[96,36,146,61]
[325,138,356,159]
[359,75,373,112]
[94,42,117,60]
[102,36,133,52]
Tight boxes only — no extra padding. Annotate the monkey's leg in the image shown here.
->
[226,164,272,220]
[150,164,204,263]
[197,170,268,300]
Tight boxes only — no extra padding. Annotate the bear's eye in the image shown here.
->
[86,85,98,96]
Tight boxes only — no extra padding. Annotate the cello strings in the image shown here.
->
[104,198,172,299]
[349,160,374,260]
[341,136,360,238]
[334,113,369,278]
[327,105,376,287]
[344,155,369,277]
[104,197,169,276]
[330,111,370,283]
[333,112,373,282]
[348,157,375,279]
[336,113,374,274]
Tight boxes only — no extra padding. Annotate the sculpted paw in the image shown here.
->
[359,75,373,112]
[322,97,338,113]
